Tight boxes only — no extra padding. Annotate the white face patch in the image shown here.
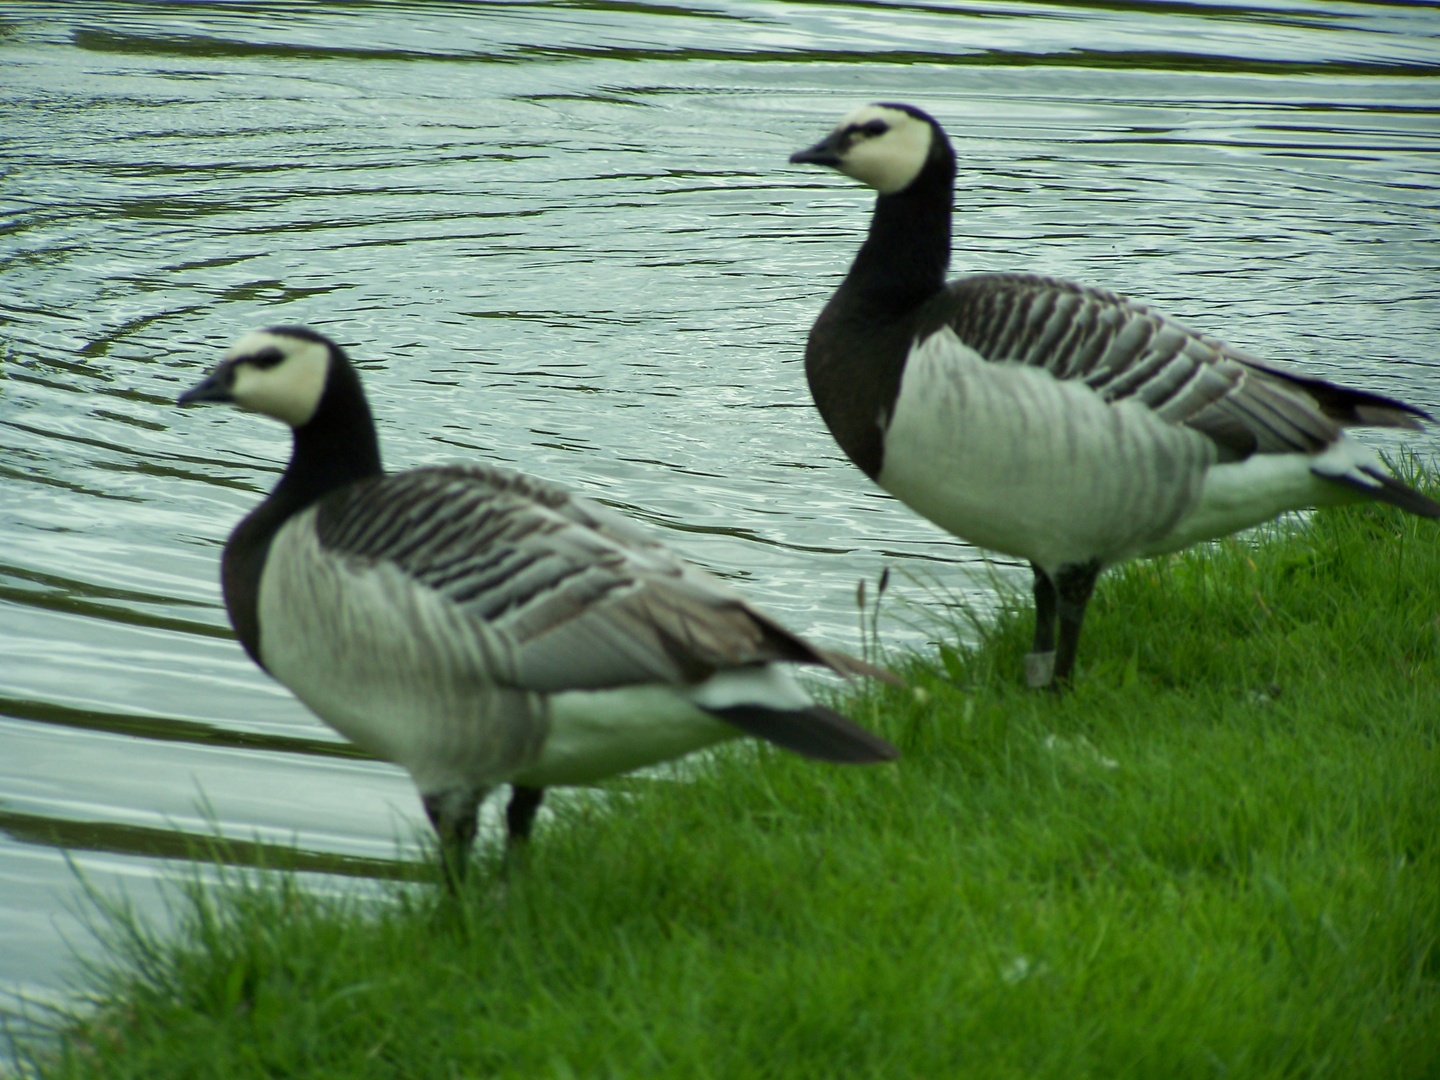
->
[225,330,331,428]
[833,104,932,195]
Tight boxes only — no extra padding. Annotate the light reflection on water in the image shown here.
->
[2,0,1437,1016]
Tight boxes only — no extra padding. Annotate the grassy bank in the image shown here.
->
[16,488,1440,1079]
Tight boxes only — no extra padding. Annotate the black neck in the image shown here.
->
[802,124,957,481]
[222,353,382,667]
[839,146,953,313]
[275,359,382,510]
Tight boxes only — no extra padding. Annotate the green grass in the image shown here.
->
[15,487,1440,1079]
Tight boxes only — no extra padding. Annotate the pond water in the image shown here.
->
[2,0,1437,1031]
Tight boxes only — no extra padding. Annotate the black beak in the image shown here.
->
[789,132,845,168]
[177,364,234,406]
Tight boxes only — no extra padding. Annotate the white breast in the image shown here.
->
[877,327,1216,572]
[257,511,547,796]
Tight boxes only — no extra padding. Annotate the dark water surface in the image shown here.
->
[2,0,1437,1024]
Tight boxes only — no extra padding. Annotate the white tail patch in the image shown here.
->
[687,664,815,712]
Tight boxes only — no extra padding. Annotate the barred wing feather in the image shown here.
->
[313,464,839,693]
[933,274,1429,461]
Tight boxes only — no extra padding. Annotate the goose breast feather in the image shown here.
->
[880,325,1217,569]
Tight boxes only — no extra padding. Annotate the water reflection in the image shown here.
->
[0,696,370,761]
[0,808,421,883]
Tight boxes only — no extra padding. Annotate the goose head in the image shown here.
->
[178,326,336,428]
[789,103,949,195]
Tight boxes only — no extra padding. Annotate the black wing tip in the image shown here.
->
[1353,404,1430,431]
[708,704,899,764]
[1248,360,1435,431]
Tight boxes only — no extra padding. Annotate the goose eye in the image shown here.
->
[246,347,286,370]
[862,119,888,137]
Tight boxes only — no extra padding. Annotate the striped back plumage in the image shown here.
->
[310,463,833,691]
[316,466,632,622]
[932,273,1424,461]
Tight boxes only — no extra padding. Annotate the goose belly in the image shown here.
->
[515,665,812,787]
[1143,438,1365,555]
[877,334,1214,571]
[257,521,547,795]
[514,686,736,788]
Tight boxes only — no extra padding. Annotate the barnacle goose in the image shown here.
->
[790,103,1439,689]
[178,327,898,886]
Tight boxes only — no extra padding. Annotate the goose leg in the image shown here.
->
[423,787,485,893]
[505,785,545,851]
[1051,560,1102,690]
[1025,563,1057,689]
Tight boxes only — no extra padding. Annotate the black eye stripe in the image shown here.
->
[843,118,890,146]
[245,346,285,370]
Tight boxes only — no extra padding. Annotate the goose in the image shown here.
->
[789,103,1440,689]
[177,326,898,886]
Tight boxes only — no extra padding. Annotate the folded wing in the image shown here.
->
[933,273,1430,462]
[312,464,887,693]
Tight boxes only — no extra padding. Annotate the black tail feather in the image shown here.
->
[1325,466,1440,519]
[707,704,898,764]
